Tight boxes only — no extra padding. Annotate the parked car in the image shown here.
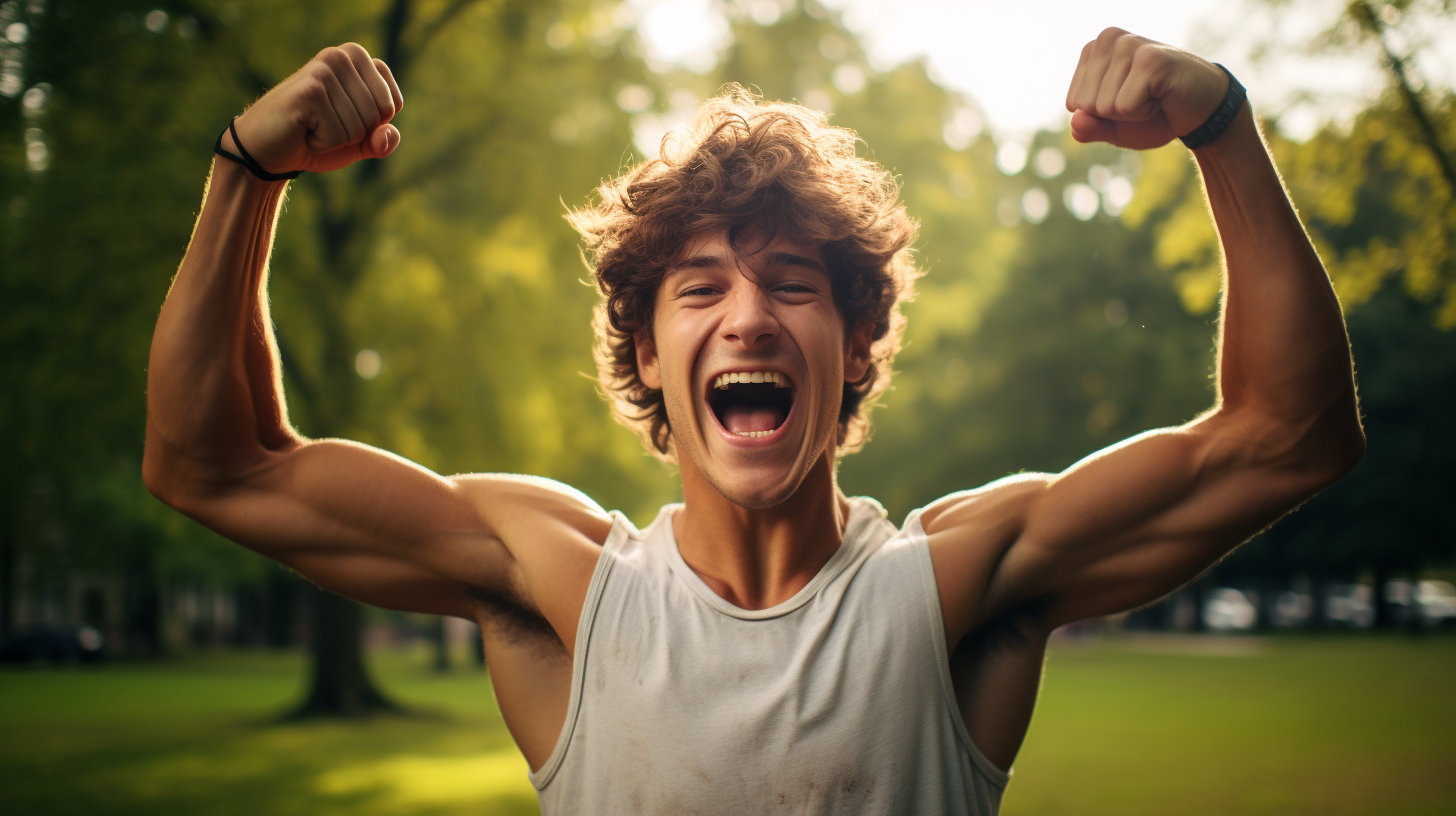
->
[1385,579,1456,627]
[0,625,106,665]
[1204,588,1257,630]
[1326,583,1374,627]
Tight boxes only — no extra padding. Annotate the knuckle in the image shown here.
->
[1097,27,1126,45]
[1136,47,1172,72]
[302,77,330,103]
[321,48,350,69]
[340,41,370,59]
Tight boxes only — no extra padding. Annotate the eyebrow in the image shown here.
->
[666,250,827,277]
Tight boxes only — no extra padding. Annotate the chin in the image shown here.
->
[712,479,799,511]
[698,456,817,510]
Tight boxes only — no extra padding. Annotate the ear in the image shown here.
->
[636,332,663,390]
[843,323,872,384]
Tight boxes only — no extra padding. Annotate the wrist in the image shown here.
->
[214,118,301,182]
[1190,102,1261,167]
[1180,64,1247,150]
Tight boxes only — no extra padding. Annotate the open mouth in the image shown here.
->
[707,371,795,439]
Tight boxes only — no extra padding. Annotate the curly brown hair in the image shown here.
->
[568,84,920,462]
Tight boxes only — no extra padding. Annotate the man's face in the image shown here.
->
[636,228,871,509]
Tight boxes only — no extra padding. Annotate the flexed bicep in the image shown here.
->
[169,439,513,619]
[995,412,1326,626]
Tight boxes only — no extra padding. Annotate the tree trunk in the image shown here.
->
[1372,563,1395,628]
[124,555,163,656]
[263,570,299,649]
[1308,575,1329,630]
[289,587,398,718]
[432,615,451,673]
[1188,580,1209,633]
[471,622,486,668]
[1406,566,1428,635]
[1252,575,1276,632]
[0,519,13,640]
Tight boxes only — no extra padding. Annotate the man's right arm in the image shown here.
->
[143,45,608,642]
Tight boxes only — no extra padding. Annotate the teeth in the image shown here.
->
[732,430,774,438]
[712,371,792,389]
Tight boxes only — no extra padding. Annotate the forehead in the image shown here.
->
[663,228,827,282]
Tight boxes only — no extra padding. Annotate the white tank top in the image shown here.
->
[529,497,1010,815]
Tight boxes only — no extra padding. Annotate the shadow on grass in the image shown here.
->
[0,649,541,816]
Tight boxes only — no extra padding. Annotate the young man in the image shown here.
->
[145,29,1364,815]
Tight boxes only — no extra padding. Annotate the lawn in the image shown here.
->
[1,635,1452,815]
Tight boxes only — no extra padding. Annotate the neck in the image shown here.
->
[673,451,852,611]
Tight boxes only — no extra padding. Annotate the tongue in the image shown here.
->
[722,405,786,434]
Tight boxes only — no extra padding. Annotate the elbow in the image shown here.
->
[1319,419,1365,482]
[142,434,200,515]
[142,444,180,508]
[1214,400,1365,489]
[1277,409,1366,490]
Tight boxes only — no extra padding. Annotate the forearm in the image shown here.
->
[1197,104,1363,460]
[144,159,298,496]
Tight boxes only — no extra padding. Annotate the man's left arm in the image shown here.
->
[927,30,1365,638]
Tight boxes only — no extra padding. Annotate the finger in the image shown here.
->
[325,70,367,144]
[1115,48,1169,122]
[1094,38,1138,118]
[328,49,383,133]
[1068,47,1110,114]
[1069,110,1117,144]
[1068,28,1124,115]
[339,43,395,124]
[374,59,404,117]
[318,68,366,147]
[311,122,398,172]
[1065,41,1093,113]
[368,122,400,158]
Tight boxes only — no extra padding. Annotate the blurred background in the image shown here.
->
[1,0,1454,814]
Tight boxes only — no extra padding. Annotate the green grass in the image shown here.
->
[1006,634,1456,816]
[1,635,1452,815]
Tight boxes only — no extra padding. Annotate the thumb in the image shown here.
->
[365,123,400,158]
[1069,110,1115,144]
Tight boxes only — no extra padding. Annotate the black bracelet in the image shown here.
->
[1179,64,1247,150]
[214,118,301,181]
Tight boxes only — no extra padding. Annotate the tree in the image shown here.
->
[1,0,677,713]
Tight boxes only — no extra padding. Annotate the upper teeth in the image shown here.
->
[713,371,791,389]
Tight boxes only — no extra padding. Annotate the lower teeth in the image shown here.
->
[733,430,773,438]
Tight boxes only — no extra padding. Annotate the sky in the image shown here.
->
[629,0,1456,141]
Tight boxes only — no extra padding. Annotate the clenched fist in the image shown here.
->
[1066,28,1231,151]
[224,42,403,176]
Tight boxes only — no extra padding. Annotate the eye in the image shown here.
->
[773,282,820,299]
[680,285,718,297]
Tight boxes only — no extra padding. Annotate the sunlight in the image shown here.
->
[315,749,536,806]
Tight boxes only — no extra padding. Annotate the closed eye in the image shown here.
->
[678,286,719,298]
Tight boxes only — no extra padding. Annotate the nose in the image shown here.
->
[719,280,780,349]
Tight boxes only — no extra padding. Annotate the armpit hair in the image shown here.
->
[953,595,1054,659]
[463,584,563,649]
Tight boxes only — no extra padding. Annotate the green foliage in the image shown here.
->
[3,0,1454,628]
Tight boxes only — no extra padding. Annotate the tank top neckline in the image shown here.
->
[648,496,890,620]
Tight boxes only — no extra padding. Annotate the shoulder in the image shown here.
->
[919,472,1052,539]
[918,473,1054,644]
[452,473,616,550]
[451,474,617,653]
